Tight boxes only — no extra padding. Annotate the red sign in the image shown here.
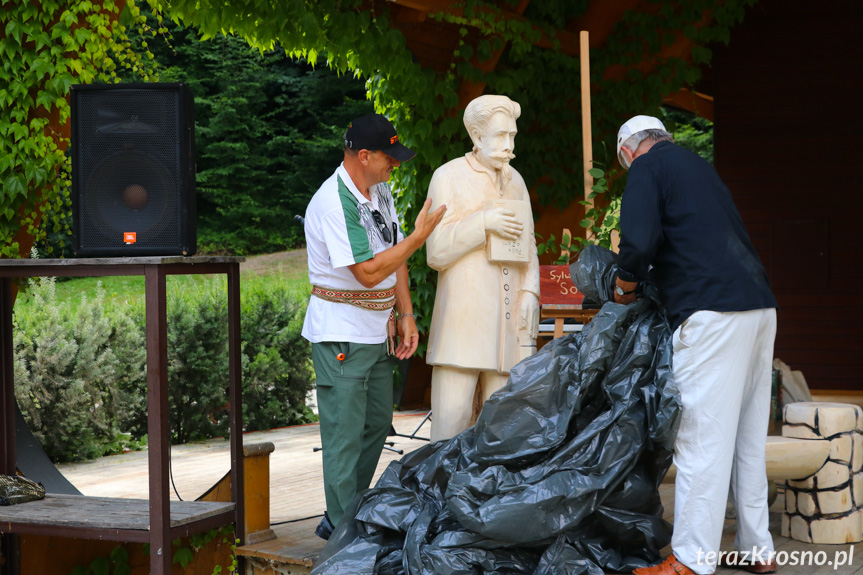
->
[540,265,584,306]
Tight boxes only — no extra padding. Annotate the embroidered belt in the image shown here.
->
[312,285,398,354]
[311,285,396,311]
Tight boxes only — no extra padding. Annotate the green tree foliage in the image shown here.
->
[6,0,753,348]
[139,13,373,255]
[146,0,753,346]
[14,277,146,462]
[663,107,714,165]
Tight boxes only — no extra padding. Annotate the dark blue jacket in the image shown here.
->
[617,141,776,331]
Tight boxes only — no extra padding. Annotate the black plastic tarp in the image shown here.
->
[312,245,681,574]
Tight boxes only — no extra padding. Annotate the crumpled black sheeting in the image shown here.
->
[312,246,681,575]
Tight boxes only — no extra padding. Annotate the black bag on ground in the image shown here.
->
[313,245,681,575]
[0,474,46,506]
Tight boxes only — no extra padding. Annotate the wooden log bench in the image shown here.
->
[662,401,863,545]
[662,436,831,484]
[780,402,863,544]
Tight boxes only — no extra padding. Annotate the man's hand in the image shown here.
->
[395,315,419,359]
[412,198,446,242]
[484,207,523,241]
[350,199,445,288]
[613,278,638,305]
[519,291,539,339]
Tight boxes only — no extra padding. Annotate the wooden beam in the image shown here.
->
[579,31,594,225]
[385,0,581,56]
[663,88,714,122]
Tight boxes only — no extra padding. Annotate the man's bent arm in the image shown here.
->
[349,198,445,288]
[617,162,663,282]
[349,234,423,288]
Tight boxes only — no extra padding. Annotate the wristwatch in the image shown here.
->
[615,285,635,296]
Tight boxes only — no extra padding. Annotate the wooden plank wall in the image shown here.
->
[713,0,862,390]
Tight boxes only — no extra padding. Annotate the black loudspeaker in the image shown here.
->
[71,83,196,256]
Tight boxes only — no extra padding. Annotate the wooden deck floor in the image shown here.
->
[59,411,863,574]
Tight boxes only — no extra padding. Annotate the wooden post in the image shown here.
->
[560,228,572,261]
[145,265,171,575]
[579,31,594,232]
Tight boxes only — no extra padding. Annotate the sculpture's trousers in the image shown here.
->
[429,365,508,442]
[312,341,393,527]
[671,308,777,574]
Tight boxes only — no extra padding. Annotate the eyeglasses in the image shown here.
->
[371,210,397,246]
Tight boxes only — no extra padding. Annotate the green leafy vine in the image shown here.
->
[69,525,237,574]
[0,0,155,259]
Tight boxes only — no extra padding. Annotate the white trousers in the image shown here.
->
[671,308,777,574]
[429,365,508,442]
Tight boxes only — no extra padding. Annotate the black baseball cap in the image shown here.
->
[344,113,415,162]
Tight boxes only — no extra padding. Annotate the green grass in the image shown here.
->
[14,250,311,311]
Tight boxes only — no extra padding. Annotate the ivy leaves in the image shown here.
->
[0,0,154,258]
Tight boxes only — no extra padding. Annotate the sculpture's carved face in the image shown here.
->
[472,111,517,172]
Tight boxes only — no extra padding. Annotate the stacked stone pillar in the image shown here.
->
[781,402,863,544]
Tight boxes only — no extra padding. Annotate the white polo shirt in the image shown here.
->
[302,163,404,344]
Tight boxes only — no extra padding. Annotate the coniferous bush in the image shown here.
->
[13,274,314,462]
[241,281,315,431]
[139,8,373,256]
[165,280,232,444]
[14,278,146,462]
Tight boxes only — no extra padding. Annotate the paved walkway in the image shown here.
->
[58,411,433,521]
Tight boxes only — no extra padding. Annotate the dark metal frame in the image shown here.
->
[0,257,245,575]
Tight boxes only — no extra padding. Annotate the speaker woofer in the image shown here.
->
[81,150,176,248]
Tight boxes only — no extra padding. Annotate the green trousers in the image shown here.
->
[312,341,393,526]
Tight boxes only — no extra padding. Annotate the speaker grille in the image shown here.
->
[72,84,195,255]
[81,151,178,247]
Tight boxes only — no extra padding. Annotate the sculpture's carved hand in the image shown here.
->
[413,198,447,241]
[484,207,523,241]
[519,291,539,339]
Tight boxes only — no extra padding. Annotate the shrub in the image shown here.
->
[14,278,146,462]
[14,273,315,462]
[241,281,315,431]
[165,279,232,444]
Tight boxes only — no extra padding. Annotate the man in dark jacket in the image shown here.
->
[614,116,779,575]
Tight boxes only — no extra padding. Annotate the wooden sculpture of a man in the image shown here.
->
[425,95,540,441]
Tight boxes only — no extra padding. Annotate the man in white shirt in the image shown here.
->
[302,113,445,538]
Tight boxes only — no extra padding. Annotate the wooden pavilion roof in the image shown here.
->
[379,0,715,120]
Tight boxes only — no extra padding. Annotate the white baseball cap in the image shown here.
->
[616,115,667,169]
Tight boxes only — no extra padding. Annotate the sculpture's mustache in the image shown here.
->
[490,151,515,161]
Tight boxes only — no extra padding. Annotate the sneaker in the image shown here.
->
[315,511,334,540]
